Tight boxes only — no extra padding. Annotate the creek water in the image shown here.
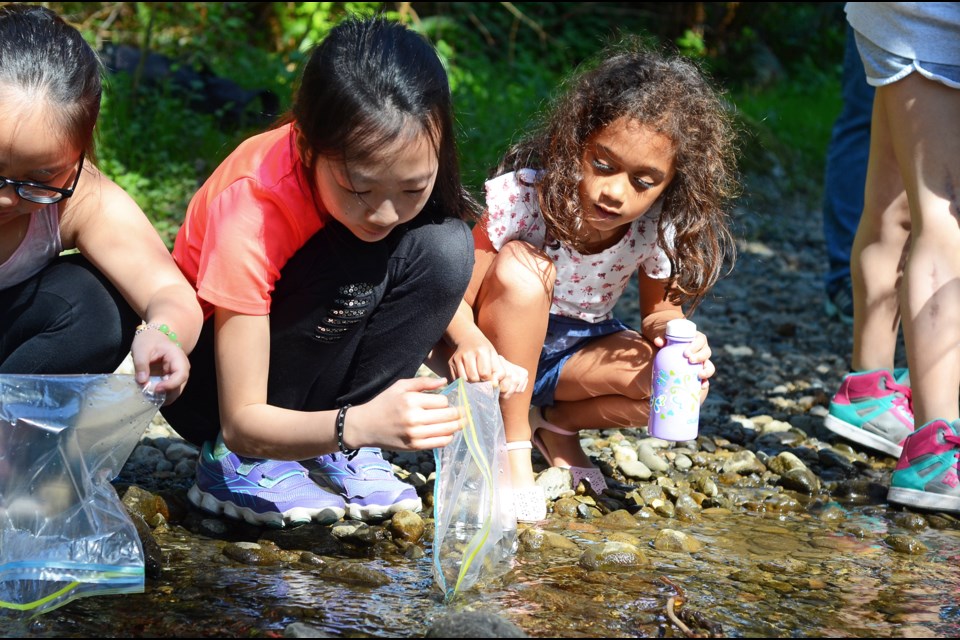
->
[3,496,959,638]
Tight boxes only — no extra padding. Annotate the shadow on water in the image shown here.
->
[3,499,960,638]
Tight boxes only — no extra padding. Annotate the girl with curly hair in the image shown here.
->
[445,40,739,521]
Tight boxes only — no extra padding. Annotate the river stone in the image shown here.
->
[536,467,575,500]
[884,534,928,555]
[126,509,163,579]
[766,451,807,475]
[284,622,332,637]
[779,468,821,494]
[722,450,766,475]
[331,521,370,540]
[222,541,284,565]
[608,531,644,547]
[757,557,809,574]
[817,504,847,522]
[652,529,703,553]
[425,611,528,638]
[389,509,425,543]
[619,459,652,480]
[891,511,928,532]
[600,509,639,529]
[637,444,669,472]
[613,444,638,463]
[164,440,199,462]
[579,541,649,570]
[518,527,580,552]
[121,485,168,522]
[552,497,582,518]
[319,560,392,586]
[673,453,693,470]
[128,444,165,467]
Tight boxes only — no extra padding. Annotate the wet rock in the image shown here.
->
[652,529,703,553]
[890,511,928,532]
[518,528,580,552]
[579,541,648,570]
[120,485,168,523]
[599,509,639,529]
[126,509,163,579]
[722,450,766,475]
[318,560,392,587]
[425,611,528,638]
[552,497,581,518]
[766,451,807,475]
[222,541,284,565]
[884,534,928,555]
[331,521,384,546]
[780,468,821,495]
[757,557,809,574]
[389,509,425,543]
[284,622,332,637]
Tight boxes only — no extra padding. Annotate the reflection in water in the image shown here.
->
[1,505,958,638]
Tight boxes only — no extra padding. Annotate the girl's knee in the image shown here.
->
[402,218,474,296]
[485,240,556,300]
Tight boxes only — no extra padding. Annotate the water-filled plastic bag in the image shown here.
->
[432,379,517,601]
[0,374,163,615]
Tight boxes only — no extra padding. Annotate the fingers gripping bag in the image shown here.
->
[0,374,164,616]
[432,379,517,602]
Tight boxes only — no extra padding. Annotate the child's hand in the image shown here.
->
[447,336,529,399]
[652,330,715,389]
[131,330,191,405]
[349,377,463,451]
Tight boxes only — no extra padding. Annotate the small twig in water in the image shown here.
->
[666,596,700,638]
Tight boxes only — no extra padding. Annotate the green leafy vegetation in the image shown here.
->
[42,2,847,247]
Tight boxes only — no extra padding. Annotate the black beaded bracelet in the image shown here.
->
[336,404,358,457]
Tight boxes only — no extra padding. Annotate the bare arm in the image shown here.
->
[62,164,202,402]
[440,222,528,397]
[214,309,463,460]
[638,271,714,381]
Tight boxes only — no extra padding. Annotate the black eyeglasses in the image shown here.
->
[0,155,85,204]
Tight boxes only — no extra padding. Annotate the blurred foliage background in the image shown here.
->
[41,1,847,247]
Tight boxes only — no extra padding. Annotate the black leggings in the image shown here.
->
[0,253,140,374]
[161,216,474,446]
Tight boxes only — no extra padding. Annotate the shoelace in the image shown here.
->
[883,378,913,408]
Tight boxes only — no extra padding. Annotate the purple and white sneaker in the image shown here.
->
[188,439,345,528]
[307,448,422,521]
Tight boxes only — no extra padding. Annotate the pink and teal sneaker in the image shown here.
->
[824,369,914,457]
[887,419,960,513]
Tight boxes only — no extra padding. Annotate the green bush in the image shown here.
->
[57,2,846,243]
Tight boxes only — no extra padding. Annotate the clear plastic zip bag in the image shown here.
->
[432,379,517,602]
[0,374,164,616]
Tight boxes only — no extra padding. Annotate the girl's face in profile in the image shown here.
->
[312,130,439,243]
[577,116,676,252]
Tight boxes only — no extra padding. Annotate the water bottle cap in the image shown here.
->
[665,318,697,340]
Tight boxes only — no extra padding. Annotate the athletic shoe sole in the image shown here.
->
[824,414,903,457]
[887,486,960,512]
[344,496,422,521]
[188,484,345,528]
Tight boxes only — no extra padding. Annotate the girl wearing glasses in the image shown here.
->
[0,4,202,403]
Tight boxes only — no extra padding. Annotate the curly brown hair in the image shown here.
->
[496,38,739,310]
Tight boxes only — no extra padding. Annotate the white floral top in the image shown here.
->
[483,169,672,323]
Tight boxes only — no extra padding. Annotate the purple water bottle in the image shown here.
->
[649,318,703,441]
